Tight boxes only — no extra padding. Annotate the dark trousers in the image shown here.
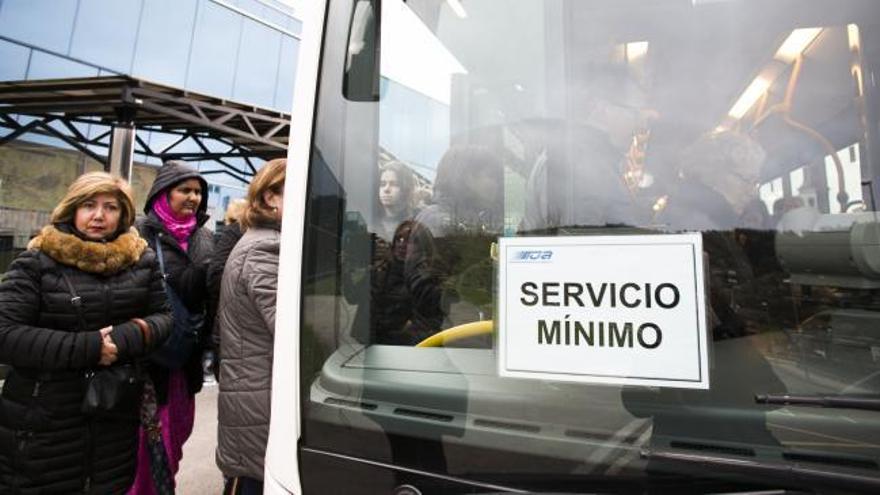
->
[223,476,263,495]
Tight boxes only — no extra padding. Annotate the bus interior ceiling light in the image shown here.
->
[848,24,860,51]
[446,0,467,19]
[727,27,822,120]
[775,27,823,64]
[728,76,771,119]
[626,41,649,63]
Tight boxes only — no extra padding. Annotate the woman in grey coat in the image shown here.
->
[215,159,286,494]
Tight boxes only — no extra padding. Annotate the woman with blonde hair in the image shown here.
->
[223,198,248,226]
[215,158,286,494]
[0,172,172,494]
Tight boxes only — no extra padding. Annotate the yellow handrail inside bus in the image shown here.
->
[415,320,494,347]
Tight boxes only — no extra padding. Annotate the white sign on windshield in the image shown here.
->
[497,234,709,389]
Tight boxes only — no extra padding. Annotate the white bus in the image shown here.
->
[266,0,880,492]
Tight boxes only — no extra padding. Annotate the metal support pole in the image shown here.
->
[107,122,136,181]
[858,25,880,211]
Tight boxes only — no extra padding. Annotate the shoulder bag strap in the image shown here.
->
[154,234,167,279]
[59,270,85,333]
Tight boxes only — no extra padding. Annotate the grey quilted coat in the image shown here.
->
[215,223,280,481]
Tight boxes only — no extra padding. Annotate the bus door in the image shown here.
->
[274,1,880,493]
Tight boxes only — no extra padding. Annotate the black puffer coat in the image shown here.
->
[401,203,498,345]
[135,161,214,403]
[0,225,172,494]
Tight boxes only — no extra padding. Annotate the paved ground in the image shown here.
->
[177,381,224,494]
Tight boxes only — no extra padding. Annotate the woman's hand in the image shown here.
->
[98,326,118,366]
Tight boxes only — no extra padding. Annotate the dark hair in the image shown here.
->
[433,145,503,205]
[377,161,417,216]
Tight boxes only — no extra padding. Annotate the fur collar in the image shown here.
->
[28,225,147,275]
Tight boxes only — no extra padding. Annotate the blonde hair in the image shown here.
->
[242,158,286,229]
[51,171,136,231]
[224,198,248,225]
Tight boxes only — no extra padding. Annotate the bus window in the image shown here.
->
[297,0,880,492]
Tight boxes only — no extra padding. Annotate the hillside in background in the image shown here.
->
[0,141,157,213]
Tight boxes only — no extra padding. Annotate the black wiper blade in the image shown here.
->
[755,393,880,412]
[642,448,880,493]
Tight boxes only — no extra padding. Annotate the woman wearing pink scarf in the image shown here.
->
[131,161,214,494]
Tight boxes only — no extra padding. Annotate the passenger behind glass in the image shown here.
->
[660,130,767,231]
[521,66,654,232]
[657,130,786,338]
[370,220,417,345]
[414,145,503,237]
[342,162,418,344]
[404,145,503,344]
[624,131,787,460]
[343,220,419,345]
[376,161,418,242]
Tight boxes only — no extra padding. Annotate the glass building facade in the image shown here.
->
[0,0,301,271]
[0,0,300,110]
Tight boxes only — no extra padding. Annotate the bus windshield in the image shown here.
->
[299,0,880,492]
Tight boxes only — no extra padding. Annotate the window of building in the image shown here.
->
[132,0,199,87]
[26,51,99,79]
[69,0,142,73]
[186,0,243,98]
[233,17,281,108]
[273,35,298,111]
[0,0,78,54]
[0,39,30,80]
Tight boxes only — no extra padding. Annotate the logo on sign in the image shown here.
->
[513,250,553,262]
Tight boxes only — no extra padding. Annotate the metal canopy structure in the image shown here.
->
[0,76,291,183]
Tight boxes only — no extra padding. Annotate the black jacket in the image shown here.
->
[342,234,419,346]
[0,225,172,495]
[207,222,244,349]
[380,206,497,346]
[136,160,214,403]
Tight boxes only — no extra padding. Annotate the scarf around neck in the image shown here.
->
[28,225,147,275]
[152,192,197,251]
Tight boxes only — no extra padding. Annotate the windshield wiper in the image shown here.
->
[755,393,880,412]
[642,448,880,493]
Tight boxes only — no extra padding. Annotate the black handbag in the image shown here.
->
[81,365,142,415]
[59,271,144,416]
[149,235,202,370]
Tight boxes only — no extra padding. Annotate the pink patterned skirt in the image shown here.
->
[127,370,196,495]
